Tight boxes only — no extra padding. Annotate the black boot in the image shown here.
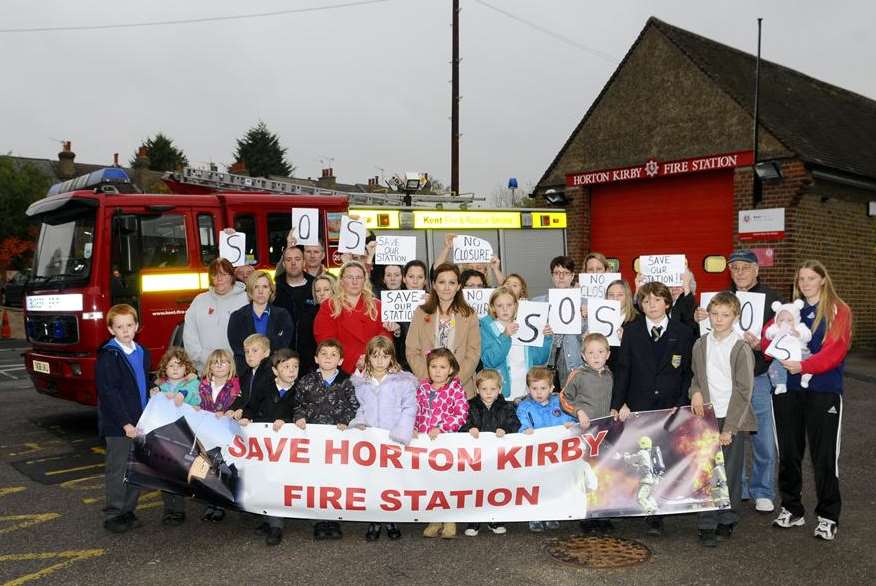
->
[365,523,381,541]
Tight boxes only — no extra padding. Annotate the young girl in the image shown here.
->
[480,287,552,401]
[350,336,418,541]
[151,347,201,408]
[414,348,469,539]
[605,279,639,373]
[197,348,240,522]
[502,273,529,300]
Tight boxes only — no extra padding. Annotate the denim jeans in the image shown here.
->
[742,373,776,500]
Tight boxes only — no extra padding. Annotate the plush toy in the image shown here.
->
[764,300,812,393]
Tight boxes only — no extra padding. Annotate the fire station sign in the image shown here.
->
[566,151,754,187]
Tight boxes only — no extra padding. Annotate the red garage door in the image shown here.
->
[590,170,734,296]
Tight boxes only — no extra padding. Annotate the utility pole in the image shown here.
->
[752,17,763,205]
[451,0,460,196]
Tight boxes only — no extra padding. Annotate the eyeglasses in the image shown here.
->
[729,264,754,273]
[552,270,573,277]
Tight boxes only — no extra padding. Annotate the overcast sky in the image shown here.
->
[2,0,874,204]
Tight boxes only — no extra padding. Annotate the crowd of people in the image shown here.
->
[95,236,853,549]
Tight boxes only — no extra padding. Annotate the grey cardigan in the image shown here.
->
[689,335,758,434]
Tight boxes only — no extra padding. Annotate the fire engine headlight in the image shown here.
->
[81,312,104,321]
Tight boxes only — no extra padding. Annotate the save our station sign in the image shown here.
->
[565,151,754,187]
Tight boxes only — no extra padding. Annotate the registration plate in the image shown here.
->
[32,360,50,374]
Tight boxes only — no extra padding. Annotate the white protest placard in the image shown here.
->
[375,235,417,266]
[579,273,623,299]
[640,254,686,286]
[292,208,319,246]
[452,235,493,264]
[380,289,427,322]
[513,300,549,347]
[765,332,803,362]
[586,299,622,346]
[219,231,246,267]
[463,288,494,318]
[698,292,718,336]
[338,215,366,255]
[736,291,766,338]
[548,289,581,335]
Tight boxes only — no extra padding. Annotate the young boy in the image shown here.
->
[517,366,575,533]
[96,304,151,534]
[461,369,520,537]
[228,334,274,417]
[611,281,694,536]
[689,291,756,547]
[240,348,300,546]
[561,332,613,534]
[293,339,359,540]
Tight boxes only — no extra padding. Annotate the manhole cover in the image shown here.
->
[545,536,652,568]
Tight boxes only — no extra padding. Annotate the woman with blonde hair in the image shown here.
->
[769,260,852,541]
[314,261,393,374]
[227,270,293,375]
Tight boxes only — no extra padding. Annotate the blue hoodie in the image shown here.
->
[516,394,575,432]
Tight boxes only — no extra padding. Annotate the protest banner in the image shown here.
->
[640,254,686,286]
[512,300,549,347]
[375,235,417,265]
[586,299,622,346]
[579,273,623,299]
[338,216,366,255]
[128,397,727,522]
[291,208,319,246]
[548,289,581,335]
[219,231,246,267]
[380,289,427,322]
[765,332,803,361]
[452,235,493,264]
[463,288,494,318]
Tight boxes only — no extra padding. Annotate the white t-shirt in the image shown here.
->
[706,331,739,418]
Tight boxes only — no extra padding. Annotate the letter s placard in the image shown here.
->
[512,300,549,347]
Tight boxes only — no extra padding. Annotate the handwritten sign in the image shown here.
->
[579,272,623,299]
[375,235,417,266]
[736,292,766,338]
[640,254,686,287]
[219,231,246,267]
[548,289,581,335]
[463,288,494,318]
[292,208,319,246]
[453,235,493,264]
[586,299,622,346]
[513,300,549,347]
[338,215,366,255]
[380,290,427,322]
[765,332,802,361]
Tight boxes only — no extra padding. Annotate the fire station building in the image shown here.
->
[536,17,876,347]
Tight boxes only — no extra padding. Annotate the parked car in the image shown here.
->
[3,270,30,307]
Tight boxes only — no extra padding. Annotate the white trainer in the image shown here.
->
[814,517,837,541]
[755,498,775,513]
[773,507,805,528]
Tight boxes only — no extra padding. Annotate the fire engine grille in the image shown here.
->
[26,314,79,345]
[544,536,652,569]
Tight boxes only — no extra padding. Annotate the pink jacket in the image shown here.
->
[414,377,469,433]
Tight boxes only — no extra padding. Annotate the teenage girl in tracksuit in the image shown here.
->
[767,260,852,541]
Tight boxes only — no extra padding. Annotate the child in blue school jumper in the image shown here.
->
[517,365,575,533]
[96,304,151,534]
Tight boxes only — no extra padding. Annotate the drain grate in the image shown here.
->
[545,536,652,569]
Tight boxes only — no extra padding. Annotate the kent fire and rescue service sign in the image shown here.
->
[566,151,754,187]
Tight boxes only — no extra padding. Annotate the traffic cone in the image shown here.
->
[1,310,10,339]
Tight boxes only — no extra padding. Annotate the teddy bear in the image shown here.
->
[764,300,812,394]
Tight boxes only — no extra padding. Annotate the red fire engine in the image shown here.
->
[23,168,348,405]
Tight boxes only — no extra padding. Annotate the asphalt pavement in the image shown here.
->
[0,345,874,585]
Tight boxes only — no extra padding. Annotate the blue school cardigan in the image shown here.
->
[479,314,552,397]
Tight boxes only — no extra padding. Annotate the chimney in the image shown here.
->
[113,153,119,167]
[57,140,76,179]
[132,146,151,190]
[318,167,336,188]
[228,160,248,175]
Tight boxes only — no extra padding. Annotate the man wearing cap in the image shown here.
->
[695,249,782,514]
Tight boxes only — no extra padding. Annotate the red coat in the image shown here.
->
[313,297,392,374]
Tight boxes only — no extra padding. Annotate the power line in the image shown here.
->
[472,0,618,64]
[0,0,390,34]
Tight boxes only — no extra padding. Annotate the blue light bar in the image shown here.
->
[47,167,132,196]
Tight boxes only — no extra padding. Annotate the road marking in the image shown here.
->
[61,475,103,492]
[0,549,105,586]
[0,513,61,535]
[89,446,106,455]
[44,463,103,477]
[0,487,26,498]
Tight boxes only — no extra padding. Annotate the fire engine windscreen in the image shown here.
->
[31,209,95,286]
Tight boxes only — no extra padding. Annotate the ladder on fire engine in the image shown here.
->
[164,167,482,208]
